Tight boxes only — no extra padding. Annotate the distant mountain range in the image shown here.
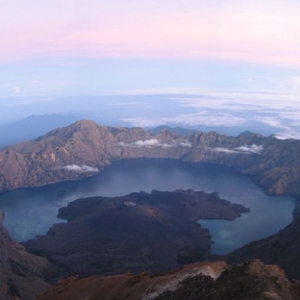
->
[0,119,299,197]
[147,125,198,135]
[0,114,264,149]
[0,114,81,149]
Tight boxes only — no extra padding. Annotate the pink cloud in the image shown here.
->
[0,1,300,66]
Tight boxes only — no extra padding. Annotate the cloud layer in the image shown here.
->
[120,88,300,140]
[235,145,264,154]
[1,1,300,66]
[212,144,264,155]
[118,139,193,148]
[62,165,99,173]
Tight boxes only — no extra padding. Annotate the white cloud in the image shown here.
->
[179,142,192,148]
[118,139,193,148]
[176,90,299,112]
[119,88,300,140]
[274,131,300,140]
[122,112,245,128]
[255,117,289,130]
[134,139,160,146]
[211,144,264,155]
[62,164,99,173]
[212,147,239,154]
[121,117,169,128]
[160,143,174,148]
[235,144,264,154]
[118,142,127,147]
[118,139,162,147]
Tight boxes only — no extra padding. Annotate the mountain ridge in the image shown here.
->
[37,260,300,300]
[1,119,300,197]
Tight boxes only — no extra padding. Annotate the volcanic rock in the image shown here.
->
[37,260,300,300]
[155,260,300,300]
[22,189,249,280]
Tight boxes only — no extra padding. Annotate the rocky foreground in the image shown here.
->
[23,189,249,281]
[38,260,300,300]
[0,120,300,196]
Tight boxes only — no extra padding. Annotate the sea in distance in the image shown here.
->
[0,159,295,254]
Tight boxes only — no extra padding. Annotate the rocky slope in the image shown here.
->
[155,260,300,300]
[0,119,300,196]
[37,260,300,300]
[0,209,50,300]
[22,189,249,280]
[37,261,226,300]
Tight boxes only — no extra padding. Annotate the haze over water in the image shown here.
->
[0,159,295,254]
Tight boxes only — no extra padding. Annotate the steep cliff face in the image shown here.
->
[37,260,300,300]
[0,209,50,300]
[0,119,300,196]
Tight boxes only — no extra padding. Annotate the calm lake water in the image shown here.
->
[0,159,295,254]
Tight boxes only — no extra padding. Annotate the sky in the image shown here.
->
[0,0,299,138]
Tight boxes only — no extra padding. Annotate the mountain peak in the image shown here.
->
[238,130,263,138]
[72,119,99,129]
